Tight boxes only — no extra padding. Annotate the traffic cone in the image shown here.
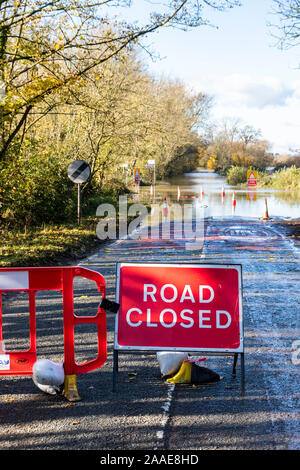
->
[200,186,204,201]
[163,196,168,218]
[232,192,236,207]
[232,192,236,214]
[263,198,269,220]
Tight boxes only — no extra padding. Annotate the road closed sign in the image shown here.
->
[115,263,244,353]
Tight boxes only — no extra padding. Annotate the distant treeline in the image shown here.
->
[198,117,299,187]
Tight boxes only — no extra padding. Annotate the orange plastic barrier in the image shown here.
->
[0,267,106,400]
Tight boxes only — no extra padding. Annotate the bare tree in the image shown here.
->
[238,124,262,146]
[271,0,300,49]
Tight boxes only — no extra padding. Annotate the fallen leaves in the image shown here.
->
[2,397,15,402]
[128,372,137,381]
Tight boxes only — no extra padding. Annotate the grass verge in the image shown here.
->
[0,194,151,267]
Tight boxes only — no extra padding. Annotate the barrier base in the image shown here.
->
[166,362,192,384]
[113,350,245,394]
[63,374,82,402]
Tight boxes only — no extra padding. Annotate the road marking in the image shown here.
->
[156,383,175,441]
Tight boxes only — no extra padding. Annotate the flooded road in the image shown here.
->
[138,169,300,220]
[0,170,299,451]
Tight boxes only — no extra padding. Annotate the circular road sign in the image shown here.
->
[67,160,91,184]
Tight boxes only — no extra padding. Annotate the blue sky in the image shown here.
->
[107,0,300,154]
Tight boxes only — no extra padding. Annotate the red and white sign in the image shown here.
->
[115,263,244,353]
[134,168,141,185]
[247,170,258,187]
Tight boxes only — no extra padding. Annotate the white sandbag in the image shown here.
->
[32,378,61,395]
[32,359,65,395]
[156,351,188,378]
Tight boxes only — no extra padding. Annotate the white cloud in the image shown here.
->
[195,74,295,108]
[191,74,300,153]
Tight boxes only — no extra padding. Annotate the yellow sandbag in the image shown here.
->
[166,361,192,384]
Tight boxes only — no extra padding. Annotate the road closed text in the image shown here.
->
[116,264,243,351]
[126,283,232,329]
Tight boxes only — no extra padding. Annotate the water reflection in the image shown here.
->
[138,170,299,219]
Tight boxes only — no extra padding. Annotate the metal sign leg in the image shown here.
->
[77,183,81,226]
[232,352,245,394]
[113,349,119,392]
[241,352,245,395]
[232,353,238,375]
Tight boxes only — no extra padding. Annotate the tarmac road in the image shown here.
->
[0,216,299,451]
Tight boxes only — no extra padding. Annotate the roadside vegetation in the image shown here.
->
[0,224,98,267]
[258,166,300,190]
[225,165,300,190]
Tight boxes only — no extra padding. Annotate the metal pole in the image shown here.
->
[77,183,81,225]
[241,352,245,395]
[112,349,119,392]
[232,353,238,375]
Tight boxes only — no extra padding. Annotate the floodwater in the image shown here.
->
[137,169,299,220]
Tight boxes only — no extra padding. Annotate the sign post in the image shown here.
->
[145,159,156,198]
[134,168,141,185]
[146,159,156,185]
[113,263,245,392]
[67,160,91,225]
[120,163,129,186]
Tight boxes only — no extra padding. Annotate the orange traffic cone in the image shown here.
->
[200,186,204,201]
[263,198,269,220]
[163,196,168,218]
[232,192,236,207]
